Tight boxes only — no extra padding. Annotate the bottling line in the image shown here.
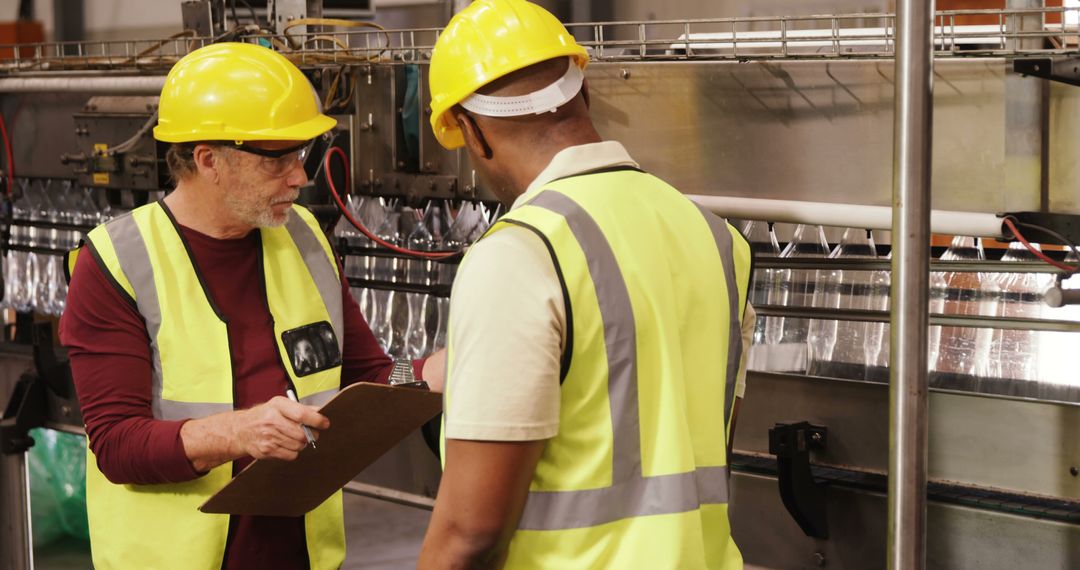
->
[1,0,1080,568]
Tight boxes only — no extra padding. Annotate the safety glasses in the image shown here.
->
[227,140,314,177]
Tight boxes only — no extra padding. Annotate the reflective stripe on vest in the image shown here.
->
[693,203,746,433]
[514,190,743,532]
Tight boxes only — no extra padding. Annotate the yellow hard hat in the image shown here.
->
[428,0,589,150]
[154,42,336,143]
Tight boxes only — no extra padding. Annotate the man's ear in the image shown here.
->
[452,107,492,160]
[192,144,221,184]
[581,78,591,109]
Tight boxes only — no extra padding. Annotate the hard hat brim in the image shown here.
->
[154,113,337,143]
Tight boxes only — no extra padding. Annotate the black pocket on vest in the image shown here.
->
[281,321,342,377]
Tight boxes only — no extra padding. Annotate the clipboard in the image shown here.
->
[199,382,442,517]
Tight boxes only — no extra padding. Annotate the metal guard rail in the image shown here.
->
[1,7,1079,72]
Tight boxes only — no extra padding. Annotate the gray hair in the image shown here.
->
[164,143,199,184]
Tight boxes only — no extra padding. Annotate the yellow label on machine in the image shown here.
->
[93,144,110,185]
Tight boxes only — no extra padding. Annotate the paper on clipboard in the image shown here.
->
[199,382,442,517]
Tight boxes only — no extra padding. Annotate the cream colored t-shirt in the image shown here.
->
[444,141,756,442]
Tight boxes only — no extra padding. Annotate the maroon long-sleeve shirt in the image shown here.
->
[60,222,409,569]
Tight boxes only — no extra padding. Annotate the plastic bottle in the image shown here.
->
[1037,248,1080,400]
[808,228,887,381]
[931,237,989,392]
[988,242,1053,391]
[741,220,787,371]
[928,269,946,372]
[862,232,891,382]
[777,224,831,373]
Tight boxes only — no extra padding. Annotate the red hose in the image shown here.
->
[0,113,13,196]
[324,146,460,260]
[1002,217,1078,273]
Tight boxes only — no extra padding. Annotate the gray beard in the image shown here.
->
[223,193,292,229]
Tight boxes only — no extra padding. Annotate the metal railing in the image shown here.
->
[1,7,1078,73]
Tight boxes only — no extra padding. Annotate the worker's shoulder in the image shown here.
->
[457,224,557,286]
[469,221,552,259]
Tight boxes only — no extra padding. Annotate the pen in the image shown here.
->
[285,389,317,449]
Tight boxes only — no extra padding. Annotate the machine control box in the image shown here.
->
[64,96,164,191]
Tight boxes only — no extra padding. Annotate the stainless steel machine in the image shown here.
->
[1,2,1079,568]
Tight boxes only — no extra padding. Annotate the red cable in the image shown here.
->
[1002,217,1078,273]
[324,147,459,260]
[0,113,13,196]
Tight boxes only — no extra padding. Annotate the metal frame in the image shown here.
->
[0,7,1078,73]
[2,6,1079,569]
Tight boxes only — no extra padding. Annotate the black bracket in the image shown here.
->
[0,371,46,454]
[1000,211,1080,248]
[768,421,829,539]
[1014,57,1080,88]
[0,322,82,455]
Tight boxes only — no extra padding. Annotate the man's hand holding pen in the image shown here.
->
[232,395,329,461]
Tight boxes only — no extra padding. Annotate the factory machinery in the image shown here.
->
[2,1,1080,568]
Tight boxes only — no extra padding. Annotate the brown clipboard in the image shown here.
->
[199,382,442,517]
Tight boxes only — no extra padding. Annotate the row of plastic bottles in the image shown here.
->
[351,287,449,360]
[333,196,499,286]
[9,180,112,250]
[745,222,889,382]
[743,221,1078,398]
[929,237,1079,400]
[334,196,500,358]
[3,181,116,317]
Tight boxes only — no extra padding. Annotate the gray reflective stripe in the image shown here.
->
[693,205,744,427]
[105,213,169,419]
[528,191,640,480]
[517,190,735,532]
[284,212,344,352]
[301,389,336,408]
[157,400,233,421]
[518,466,730,531]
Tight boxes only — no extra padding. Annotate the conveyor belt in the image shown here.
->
[730,452,1080,524]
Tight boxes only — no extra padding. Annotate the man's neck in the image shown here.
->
[164,182,254,239]
[506,131,603,202]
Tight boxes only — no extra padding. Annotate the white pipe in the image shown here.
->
[0,76,166,94]
[687,195,1005,238]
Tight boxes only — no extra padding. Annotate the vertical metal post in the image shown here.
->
[53,0,85,56]
[889,0,934,568]
[450,0,472,16]
[1,349,40,570]
[1006,0,1046,52]
[570,0,614,43]
[0,452,33,570]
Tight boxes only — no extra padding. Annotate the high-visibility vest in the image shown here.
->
[76,202,346,570]
[444,167,752,569]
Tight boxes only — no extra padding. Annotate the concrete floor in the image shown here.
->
[342,494,430,569]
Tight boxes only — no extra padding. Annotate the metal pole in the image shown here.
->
[1006,0,1045,52]
[450,0,472,16]
[0,76,166,94]
[343,481,436,511]
[53,0,85,57]
[0,452,33,569]
[889,0,934,567]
